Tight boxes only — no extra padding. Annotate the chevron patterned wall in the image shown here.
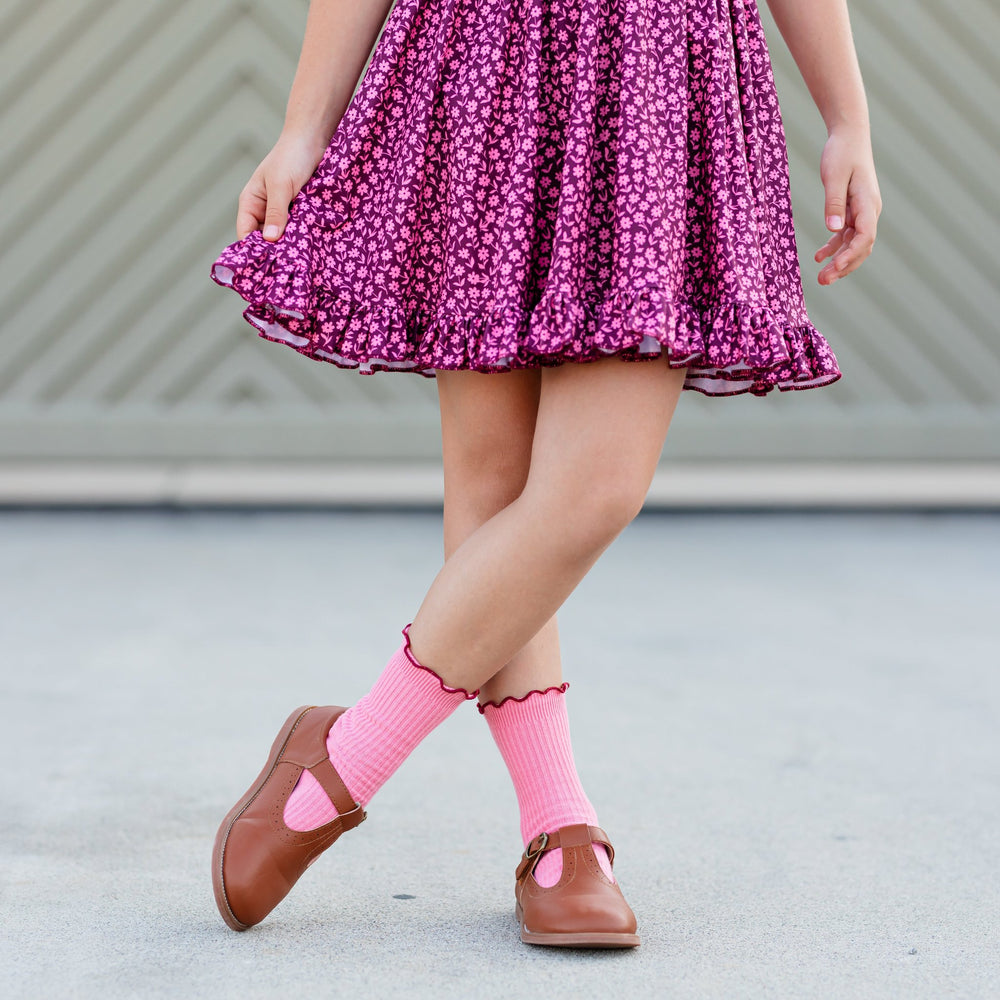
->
[1,0,997,465]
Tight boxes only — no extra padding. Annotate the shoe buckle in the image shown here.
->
[525,831,549,861]
[516,831,550,882]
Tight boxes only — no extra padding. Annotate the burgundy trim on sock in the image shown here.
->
[476,682,570,715]
[401,622,479,700]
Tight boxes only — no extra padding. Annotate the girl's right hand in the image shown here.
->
[235,129,330,241]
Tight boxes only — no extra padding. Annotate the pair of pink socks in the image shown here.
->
[283,624,613,887]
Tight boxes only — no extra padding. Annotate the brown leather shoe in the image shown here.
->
[211,705,366,931]
[514,823,640,948]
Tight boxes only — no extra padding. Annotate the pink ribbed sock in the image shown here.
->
[283,623,476,831]
[480,685,615,888]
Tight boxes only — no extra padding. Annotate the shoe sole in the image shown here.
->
[211,704,315,932]
[515,900,641,949]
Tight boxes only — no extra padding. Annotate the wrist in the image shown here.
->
[279,122,333,158]
[824,109,871,140]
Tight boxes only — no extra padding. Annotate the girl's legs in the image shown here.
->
[284,355,687,830]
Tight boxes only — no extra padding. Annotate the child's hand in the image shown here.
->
[814,126,883,285]
[235,130,329,242]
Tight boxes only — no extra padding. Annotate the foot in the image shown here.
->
[212,705,366,930]
[514,823,640,948]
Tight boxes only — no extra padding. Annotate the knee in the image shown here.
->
[525,473,649,553]
[576,481,647,547]
[444,443,532,517]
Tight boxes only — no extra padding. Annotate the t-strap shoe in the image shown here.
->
[211,704,366,930]
[514,823,640,948]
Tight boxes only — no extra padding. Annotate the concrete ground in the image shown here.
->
[1,508,997,1000]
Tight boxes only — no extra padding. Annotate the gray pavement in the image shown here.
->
[1,508,998,999]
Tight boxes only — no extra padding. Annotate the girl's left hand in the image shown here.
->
[815,126,883,285]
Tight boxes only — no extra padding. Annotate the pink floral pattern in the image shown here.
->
[210,0,842,397]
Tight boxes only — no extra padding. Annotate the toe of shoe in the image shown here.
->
[519,884,637,939]
[216,814,298,929]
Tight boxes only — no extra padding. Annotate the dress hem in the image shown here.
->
[210,246,843,399]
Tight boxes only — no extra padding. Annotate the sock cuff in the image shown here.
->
[477,682,570,716]
[401,622,479,700]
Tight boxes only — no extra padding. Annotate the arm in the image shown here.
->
[237,0,396,241]
[282,0,397,154]
[764,0,883,285]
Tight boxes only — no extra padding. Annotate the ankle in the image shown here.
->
[283,624,475,833]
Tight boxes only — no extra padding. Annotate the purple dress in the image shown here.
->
[210,0,842,397]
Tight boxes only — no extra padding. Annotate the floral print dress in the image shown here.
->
[210,0,843,397]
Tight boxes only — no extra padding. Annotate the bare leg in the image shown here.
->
[408,355,687,692]
[435,365,562,706]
